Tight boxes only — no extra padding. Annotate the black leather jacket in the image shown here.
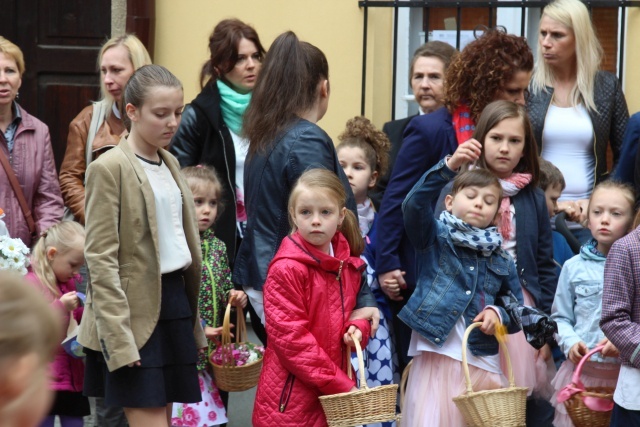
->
[527,71,629,186]
[170,83,238,263]
[233,118,367,295]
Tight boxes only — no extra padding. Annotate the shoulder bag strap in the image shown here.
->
[0,150,37,238]
[84,101,107,182]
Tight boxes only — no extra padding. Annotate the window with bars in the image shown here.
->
[358,1,640,119]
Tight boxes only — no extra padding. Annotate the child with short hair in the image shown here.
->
[252,168,371,427]
[26,221,88,427]
[539,158,575,273]
[552,181,636,426]
[0,271,61,427]
[170,165,247,427]
[401,143,524,425]
[601,213,640,424]
[337,117,398,426]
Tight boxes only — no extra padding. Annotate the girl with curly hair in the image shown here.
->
[337,117,398,426]
[376,28,535,378]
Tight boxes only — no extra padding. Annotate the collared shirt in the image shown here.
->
[137,156,192,274]
[3,102,22,156]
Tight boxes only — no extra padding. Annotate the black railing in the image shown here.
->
[358,0,640,118]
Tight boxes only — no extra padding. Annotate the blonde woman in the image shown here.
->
[59,34,151,225]
[528,0,629,243]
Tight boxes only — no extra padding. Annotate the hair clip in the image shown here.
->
[40,230,48,238]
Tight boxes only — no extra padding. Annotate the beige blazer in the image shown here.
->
[78,138,206,372]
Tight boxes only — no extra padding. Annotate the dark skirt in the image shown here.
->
[84,270,201,408]
[48,391,90,417]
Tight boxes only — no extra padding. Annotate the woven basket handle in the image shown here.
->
[346,333,369,391]
[460,322,516,393]
[220,298,247,367]
[570,345,605,388]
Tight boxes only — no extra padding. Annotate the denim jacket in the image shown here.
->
[551,243,617,363]
[398,159,524,356]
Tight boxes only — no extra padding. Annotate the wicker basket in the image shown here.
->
[452,322,528,427]
[560,345,614,427]
[209,302,263,392]
[319,333,400,427]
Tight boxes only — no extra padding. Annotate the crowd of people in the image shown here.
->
[2,0,640,426]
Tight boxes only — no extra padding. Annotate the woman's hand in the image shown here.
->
[343,326,363,347]
[230,290,248,308]
[378,270,406,302]
[60,291,79,312]
[473,309,500,335]
[569,341,588,364]
[447,139,483,171]
[349,307,380,337]
[598,337,620,358]
[557,199,589,224]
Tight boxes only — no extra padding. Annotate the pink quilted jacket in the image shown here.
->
[252,231,371,427]
[0,104,63,247]
[25,271,84,392]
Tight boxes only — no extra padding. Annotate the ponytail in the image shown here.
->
[245,31,328,156]
[341,210,364,257]
[31,221,85,297]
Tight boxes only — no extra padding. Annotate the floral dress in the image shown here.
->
[172,229,233,427]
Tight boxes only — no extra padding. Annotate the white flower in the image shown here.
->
[0,236,30,275]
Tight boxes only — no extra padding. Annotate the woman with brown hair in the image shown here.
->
[170,19,265,268]
[233,31,379,344]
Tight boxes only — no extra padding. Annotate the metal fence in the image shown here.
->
[358,0,640,118]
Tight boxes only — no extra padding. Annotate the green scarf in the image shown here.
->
[217,79,251,135]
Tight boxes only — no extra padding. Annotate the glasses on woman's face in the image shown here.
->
[235,52,262,68]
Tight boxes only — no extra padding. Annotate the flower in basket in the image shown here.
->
[0,235,30,275]
[210,342,265,367]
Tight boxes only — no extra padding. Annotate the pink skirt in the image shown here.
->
[402,351,507,427]
[500,289,556,399]
[550,359,619,427]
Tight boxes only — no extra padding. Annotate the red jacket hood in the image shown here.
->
[270,231,365,276]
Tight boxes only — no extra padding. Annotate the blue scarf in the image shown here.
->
[216,79,251,135]
[580,238,606,261]
[439,211,503,257]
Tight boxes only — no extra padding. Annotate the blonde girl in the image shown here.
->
[0,272,61,427]
[337,116,398,427]
[25,221,87,427]
[171,165,247,427]
[550,181,635,426]
[253,168,371,426]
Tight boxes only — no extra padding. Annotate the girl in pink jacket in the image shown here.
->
[253,169,372,427]
[25,221,87,427]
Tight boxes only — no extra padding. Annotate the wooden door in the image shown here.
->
[2,0,153,171]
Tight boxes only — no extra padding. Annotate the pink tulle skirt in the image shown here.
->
[500,289,556,399]
[402,351,508,427]
[550,359,619,427]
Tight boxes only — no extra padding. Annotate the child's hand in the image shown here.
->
[205,325,231,341]
[349,307,380,338]
[569,341,588,364]
[379,270,406,302]
[537,343,552,362]
[473,309,500,335]
[448,139,483,171]
[598,337,620,358]
[343,326,363,347]
[230,290,248,308]
[60,291,79,312]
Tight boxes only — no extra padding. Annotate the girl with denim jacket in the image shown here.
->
[400,144,523,426]
[550,181,635,426]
